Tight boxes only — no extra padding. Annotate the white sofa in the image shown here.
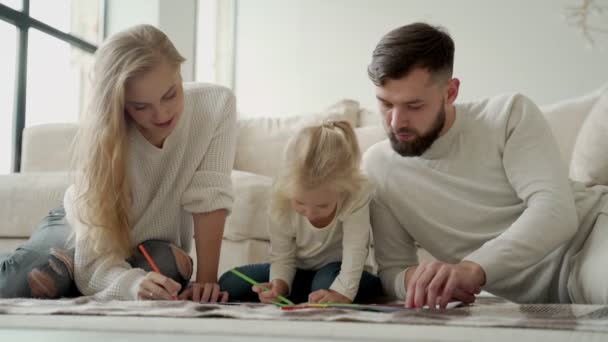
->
[1,83,606,279]
[0,93,387,276]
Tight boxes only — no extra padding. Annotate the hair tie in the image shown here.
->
[323,120,336,129]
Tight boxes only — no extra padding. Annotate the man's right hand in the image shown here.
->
[137,272,181,300]
[404,261,482,309]
[252,279,289,304]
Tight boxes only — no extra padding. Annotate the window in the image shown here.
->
[0,0,101,173]
[0,20,17,174]
[0,0,20,11]
[196,0,218,83]
[30,0,71,33]
[195,0,236,88]
[29,0,102,44]
[26,29,95,126]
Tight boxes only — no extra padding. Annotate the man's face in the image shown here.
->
[375,68,450,157]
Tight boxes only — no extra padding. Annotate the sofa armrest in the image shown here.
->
[0,172,71,238]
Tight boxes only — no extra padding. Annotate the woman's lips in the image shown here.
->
[154,117,173,128]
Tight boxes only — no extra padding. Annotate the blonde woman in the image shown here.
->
[0,24,235,302]
[219,121,383,304]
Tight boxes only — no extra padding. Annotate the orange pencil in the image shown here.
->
[138,244,177,300]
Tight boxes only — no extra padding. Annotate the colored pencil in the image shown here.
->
[229,268,295,306]
[138,244,177,300]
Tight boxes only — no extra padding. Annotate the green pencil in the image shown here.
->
[229,268,295,306]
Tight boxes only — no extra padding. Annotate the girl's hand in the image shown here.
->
[308,289,352,304]
[137,272,181,300]
[252,279,289,304]
[178,282,229,302]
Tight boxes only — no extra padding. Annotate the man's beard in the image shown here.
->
[388,104,446,157]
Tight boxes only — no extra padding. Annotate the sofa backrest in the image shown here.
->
[21,123,77,172]
[20,85,607,174]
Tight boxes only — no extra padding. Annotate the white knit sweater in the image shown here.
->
[65,84,237,300]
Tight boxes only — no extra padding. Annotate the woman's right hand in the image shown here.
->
[137,272,181,300]
[252,279,289,304]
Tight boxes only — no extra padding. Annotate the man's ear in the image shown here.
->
[446,78,460,104]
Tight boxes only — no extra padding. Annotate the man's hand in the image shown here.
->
[405,260,485,309]
[308,289,352,304]
[252,279,289,304]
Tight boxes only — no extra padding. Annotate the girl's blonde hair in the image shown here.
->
[270,120,366,222]
[72,24,185,259]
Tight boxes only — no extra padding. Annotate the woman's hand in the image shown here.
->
[178,282,229,302]
[137,272,181,300]
[308,289,352,304]
[252,279,289,304]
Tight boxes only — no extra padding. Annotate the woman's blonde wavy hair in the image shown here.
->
[72,24,185,259]
[270,120,367,223]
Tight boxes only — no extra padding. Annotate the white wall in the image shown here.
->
[158,0,197,82]
[234,0,608,117]
[105,0,159,32]
[106,0,197,81]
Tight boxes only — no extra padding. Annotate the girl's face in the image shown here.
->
[125,60,184,147]
[290,185,340,227]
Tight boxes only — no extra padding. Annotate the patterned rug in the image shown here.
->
[1,296,607,333]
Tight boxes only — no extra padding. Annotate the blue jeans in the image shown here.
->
[0,207,193,298]
[219,262,383,303]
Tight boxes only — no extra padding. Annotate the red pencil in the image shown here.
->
[138,244,177,300]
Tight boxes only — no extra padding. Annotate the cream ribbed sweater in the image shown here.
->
[364,93,608,303]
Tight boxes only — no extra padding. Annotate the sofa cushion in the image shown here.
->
[21,124,77,172]
[224,170,273,241]
[234,99,360,177]
[0,169,273,242]
[0,172,71,237]
[569,91,608,185]
[217,239,271,276]
[540,84,608,166]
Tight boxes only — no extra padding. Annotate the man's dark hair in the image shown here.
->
[368,23,454,86]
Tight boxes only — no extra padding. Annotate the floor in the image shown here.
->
[0,314,605,342]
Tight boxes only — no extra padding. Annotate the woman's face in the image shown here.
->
[124,60,184,147]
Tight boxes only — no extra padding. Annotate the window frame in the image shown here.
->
[0,0,100,172]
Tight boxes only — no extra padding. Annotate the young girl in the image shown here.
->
[220,121,382,304]
[0,24,235,302]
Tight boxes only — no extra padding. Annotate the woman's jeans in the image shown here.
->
[0,207,193,298]
[219,262,383,304]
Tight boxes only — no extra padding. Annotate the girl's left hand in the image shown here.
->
[308,289,351,304]
[178,282,229,303]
